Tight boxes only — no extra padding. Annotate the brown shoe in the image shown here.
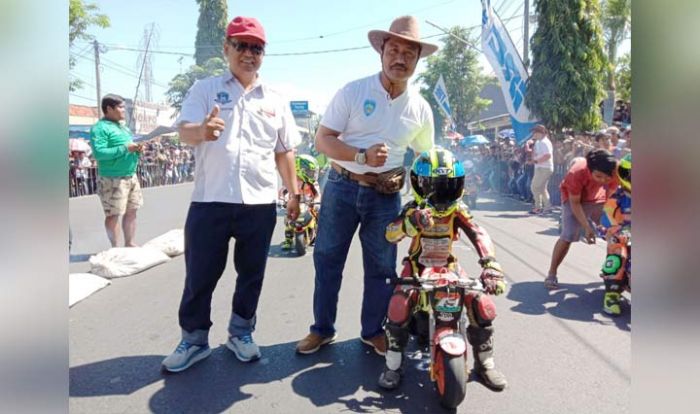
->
[360,334,386,356]
[296,332,337,354]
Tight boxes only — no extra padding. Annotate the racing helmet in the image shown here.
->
[617,153,631,193]
[410,147,465,216]
[296,154,319,184]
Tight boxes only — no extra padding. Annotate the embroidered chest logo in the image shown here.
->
[214,91,232,104]
[363,99,376,117]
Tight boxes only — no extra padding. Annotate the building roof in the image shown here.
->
[474,83,509,121]
[69,104,98,118]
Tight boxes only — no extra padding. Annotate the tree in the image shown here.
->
[601,0,631,89]
[194,0,228,66]
[166,57,227,111]
[615,52,631,102]
[69,0,110,92]
[416,27,494,137]
[526,0,607,131]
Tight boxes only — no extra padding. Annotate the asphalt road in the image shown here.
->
[69,183,630,414]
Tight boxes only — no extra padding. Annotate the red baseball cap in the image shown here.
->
[226,16,266,44]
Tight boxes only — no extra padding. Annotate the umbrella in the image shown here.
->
[69,138,92,153]
[444,130,464,141]
[461,134,489,147]
[498,129,515,139]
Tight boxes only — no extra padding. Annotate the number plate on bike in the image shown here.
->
[433,291,461,312]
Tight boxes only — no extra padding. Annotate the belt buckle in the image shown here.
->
[339,166,352,180]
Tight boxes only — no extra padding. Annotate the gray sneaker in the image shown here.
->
[226,334,261,362]
[162,340,212,373]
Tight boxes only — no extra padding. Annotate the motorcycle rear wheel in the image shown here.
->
[435,349,467,409]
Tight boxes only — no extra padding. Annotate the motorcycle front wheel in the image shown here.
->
[434,349,467,409]
[294,232,307,256]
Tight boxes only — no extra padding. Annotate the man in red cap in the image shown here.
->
[162,16,301,373]
[295,15,436,359]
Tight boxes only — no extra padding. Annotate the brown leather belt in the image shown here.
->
[331,162,377,187]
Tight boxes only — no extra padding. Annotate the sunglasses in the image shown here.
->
[227,40,265,56]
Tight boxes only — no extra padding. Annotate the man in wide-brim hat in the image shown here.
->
[295,14,437,372]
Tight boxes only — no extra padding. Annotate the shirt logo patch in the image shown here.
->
[363,99,376,117]
[214,91,232,104]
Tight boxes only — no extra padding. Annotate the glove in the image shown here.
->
[479,261,506,295]
[407,208,434,231]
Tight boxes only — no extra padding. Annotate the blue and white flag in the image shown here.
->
[432,74,456,130]
[481,0,538,145]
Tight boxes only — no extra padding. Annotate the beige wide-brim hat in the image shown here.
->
[368,15,438,58]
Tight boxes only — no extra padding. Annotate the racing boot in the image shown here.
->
[467,325,507,390]
[603,291,621,316]
[281,238,293,250]
[378,322,409,390]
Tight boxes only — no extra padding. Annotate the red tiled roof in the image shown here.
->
[69,104,98,117]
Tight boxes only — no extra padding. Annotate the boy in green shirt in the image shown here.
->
[89,94,143,247]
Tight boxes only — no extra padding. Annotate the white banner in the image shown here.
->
[481,0,538,144]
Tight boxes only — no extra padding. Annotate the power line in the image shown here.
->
[70,93,96,102]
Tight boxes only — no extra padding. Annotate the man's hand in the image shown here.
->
[366,143,389,167]
[583,225,596,244]
[201,105,225,141]
[127,143,143,153]
[286,195,301,221]
[480,267,506,295]
[407,208,434,231]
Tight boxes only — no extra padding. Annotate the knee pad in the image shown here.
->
[465,292,497,327]
[385,322,410,352]
[387,291,413,325]
[601,254,623,278]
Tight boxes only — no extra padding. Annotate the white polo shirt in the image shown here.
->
[321,72,434,174]
[533,136,554,170]
[176,73,300,204]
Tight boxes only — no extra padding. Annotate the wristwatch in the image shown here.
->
[355,148,367,165]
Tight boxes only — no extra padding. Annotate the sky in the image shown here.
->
[69,0,630,115]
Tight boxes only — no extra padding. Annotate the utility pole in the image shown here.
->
[93,39,102,117]
[523,0,530,71]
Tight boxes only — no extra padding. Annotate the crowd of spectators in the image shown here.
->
[448,125,632,207]
[69,138,195,197]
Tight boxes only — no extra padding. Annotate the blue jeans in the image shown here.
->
[310,168,401,339]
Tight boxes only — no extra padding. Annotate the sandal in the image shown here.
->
[544,274,559,289]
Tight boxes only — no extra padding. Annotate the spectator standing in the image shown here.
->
[89,94,144,247]
[528,124,554,214]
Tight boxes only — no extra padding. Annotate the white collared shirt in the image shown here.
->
[321,72,434,174]
[176,73,300,204]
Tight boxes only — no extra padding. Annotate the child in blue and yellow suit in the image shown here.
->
[599,154,631,316]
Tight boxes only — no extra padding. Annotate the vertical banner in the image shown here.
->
[432,74,456,130]
[481,0,538,144]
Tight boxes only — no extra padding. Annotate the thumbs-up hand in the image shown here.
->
[201,105,225,141]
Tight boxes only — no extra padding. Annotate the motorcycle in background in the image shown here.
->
[291,202,319,256]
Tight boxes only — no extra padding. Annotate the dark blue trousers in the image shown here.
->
[178,202,276,344]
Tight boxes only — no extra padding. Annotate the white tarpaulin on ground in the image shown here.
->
[143,229,184,257]
[89,247,170,278]
[69,273,111,307]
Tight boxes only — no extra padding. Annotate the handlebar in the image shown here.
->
[386,275,484,292]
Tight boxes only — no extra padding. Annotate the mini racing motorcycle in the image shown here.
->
[391,266,484,408]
